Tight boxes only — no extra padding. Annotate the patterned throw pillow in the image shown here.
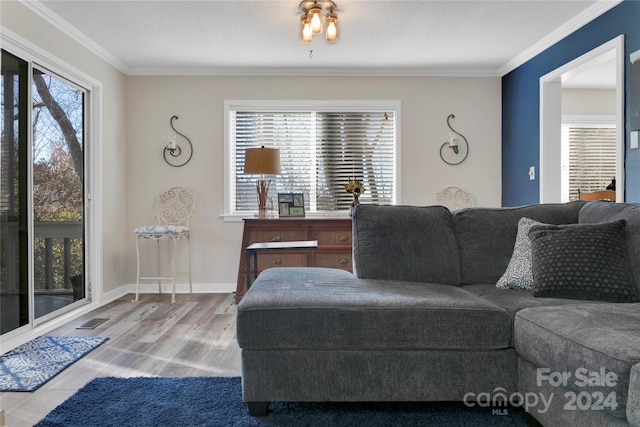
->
[496,217,541,291]
[529,220,639,302]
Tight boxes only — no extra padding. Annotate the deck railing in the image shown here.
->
[1,220,83,294]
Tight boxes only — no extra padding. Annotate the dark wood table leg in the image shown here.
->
[246,249,253,290]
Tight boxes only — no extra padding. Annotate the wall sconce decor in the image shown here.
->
[163,115,193,167]
[439,114,469,165]
[244,146,281,216]
[299,0,338,44]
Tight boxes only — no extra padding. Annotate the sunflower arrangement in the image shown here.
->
[344,178,365,202]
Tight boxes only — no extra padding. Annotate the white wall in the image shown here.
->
[1,1,128,296]
[125,76,502,289]
[1,1,503,296]
[562,88,616,116]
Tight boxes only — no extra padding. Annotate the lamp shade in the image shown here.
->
[244,146,281,175]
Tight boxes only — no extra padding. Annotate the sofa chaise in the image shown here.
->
[236,201,640,426]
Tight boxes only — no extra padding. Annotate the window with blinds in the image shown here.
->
[561,124,616,202]
[228,103,398,215]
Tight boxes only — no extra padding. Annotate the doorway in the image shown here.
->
[539,35,624,203]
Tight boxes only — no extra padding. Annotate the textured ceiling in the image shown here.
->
[33,0,616,77]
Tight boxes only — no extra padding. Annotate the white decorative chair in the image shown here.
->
[436,187,473,211]
[133,187,196,304]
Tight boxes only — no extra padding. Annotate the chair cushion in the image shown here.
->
[237,267,512,351]
[529,220,639,303]
[515,304,640,419]
[133,225,190,235]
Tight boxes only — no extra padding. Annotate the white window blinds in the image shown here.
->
[561,124,616,202]
[230,105,397,214]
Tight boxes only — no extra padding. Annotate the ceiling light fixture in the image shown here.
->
[299,0,338,44]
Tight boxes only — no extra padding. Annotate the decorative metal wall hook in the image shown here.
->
[163,115,193,167]
[439,114,469,165]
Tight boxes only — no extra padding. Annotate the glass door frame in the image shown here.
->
[0,30,103,348]
[31,63,89,326]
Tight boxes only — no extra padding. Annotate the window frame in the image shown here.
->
[223,100,401,221]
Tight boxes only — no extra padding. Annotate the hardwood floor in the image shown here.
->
[1,292,241,427]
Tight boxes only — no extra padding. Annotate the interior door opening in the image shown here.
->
[539,35,624,203]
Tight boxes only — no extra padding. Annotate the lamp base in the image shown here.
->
[256,178,271,215]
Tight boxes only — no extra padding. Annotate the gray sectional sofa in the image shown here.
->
[236,201,640,426]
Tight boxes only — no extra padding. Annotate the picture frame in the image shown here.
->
[278,193,305,217]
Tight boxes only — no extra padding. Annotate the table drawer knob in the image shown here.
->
[339,258,349,265]
[271,259,282,265]
[271,236,282,242]
[339,235,349,242]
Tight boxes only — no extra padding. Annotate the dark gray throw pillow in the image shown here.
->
[529,220,639,302]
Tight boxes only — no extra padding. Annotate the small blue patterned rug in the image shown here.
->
[0,335,108,392]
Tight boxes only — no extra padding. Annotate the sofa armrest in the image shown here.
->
[628,363,640,426]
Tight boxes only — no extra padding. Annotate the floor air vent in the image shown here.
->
[76,318,109,329]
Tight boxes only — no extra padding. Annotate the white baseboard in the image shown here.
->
[124,282,236,295]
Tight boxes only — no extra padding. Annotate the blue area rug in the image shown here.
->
[36,376,526,426]
[0,335,108,392]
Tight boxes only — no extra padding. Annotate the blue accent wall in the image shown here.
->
[502,0,640,206]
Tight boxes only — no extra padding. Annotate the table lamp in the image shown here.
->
[244,146,281,216]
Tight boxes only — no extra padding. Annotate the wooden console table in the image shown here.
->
[245,240,318,289]
[235,217,352,303]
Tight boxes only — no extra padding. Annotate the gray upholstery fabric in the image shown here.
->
[236,201,640,426]
[628,363,640,426]
[515,304,640,419]
[529,220,639,302]
[453,202,584,285]
[238,267,512,350]
[242,348,517,402]
[462,284,604,322]
[352,204,461,285]
[518,356,628,427]
[579,202,640,295]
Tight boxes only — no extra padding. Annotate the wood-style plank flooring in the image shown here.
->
[1,293,241,427]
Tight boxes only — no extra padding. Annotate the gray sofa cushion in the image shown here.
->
[515,304,640,419]
[529,220,639,302]
[628,363,640,426]
[579,202,640,296]
[453,202,584,285]
[352,205,460,285]
[237,267,512,351]
[463,284,604,321]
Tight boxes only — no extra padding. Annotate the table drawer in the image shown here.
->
[251,230,307,243]
[314,252,352,269]
[314,230,352,246]
[257,252,309,270]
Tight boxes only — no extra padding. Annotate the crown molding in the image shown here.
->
[498,0,622,76]
[126,66,500,77]
[20,0,130,74]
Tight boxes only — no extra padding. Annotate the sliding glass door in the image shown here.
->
[32,67,86,321]
[1,49,87,335]
[1,51,30,334]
